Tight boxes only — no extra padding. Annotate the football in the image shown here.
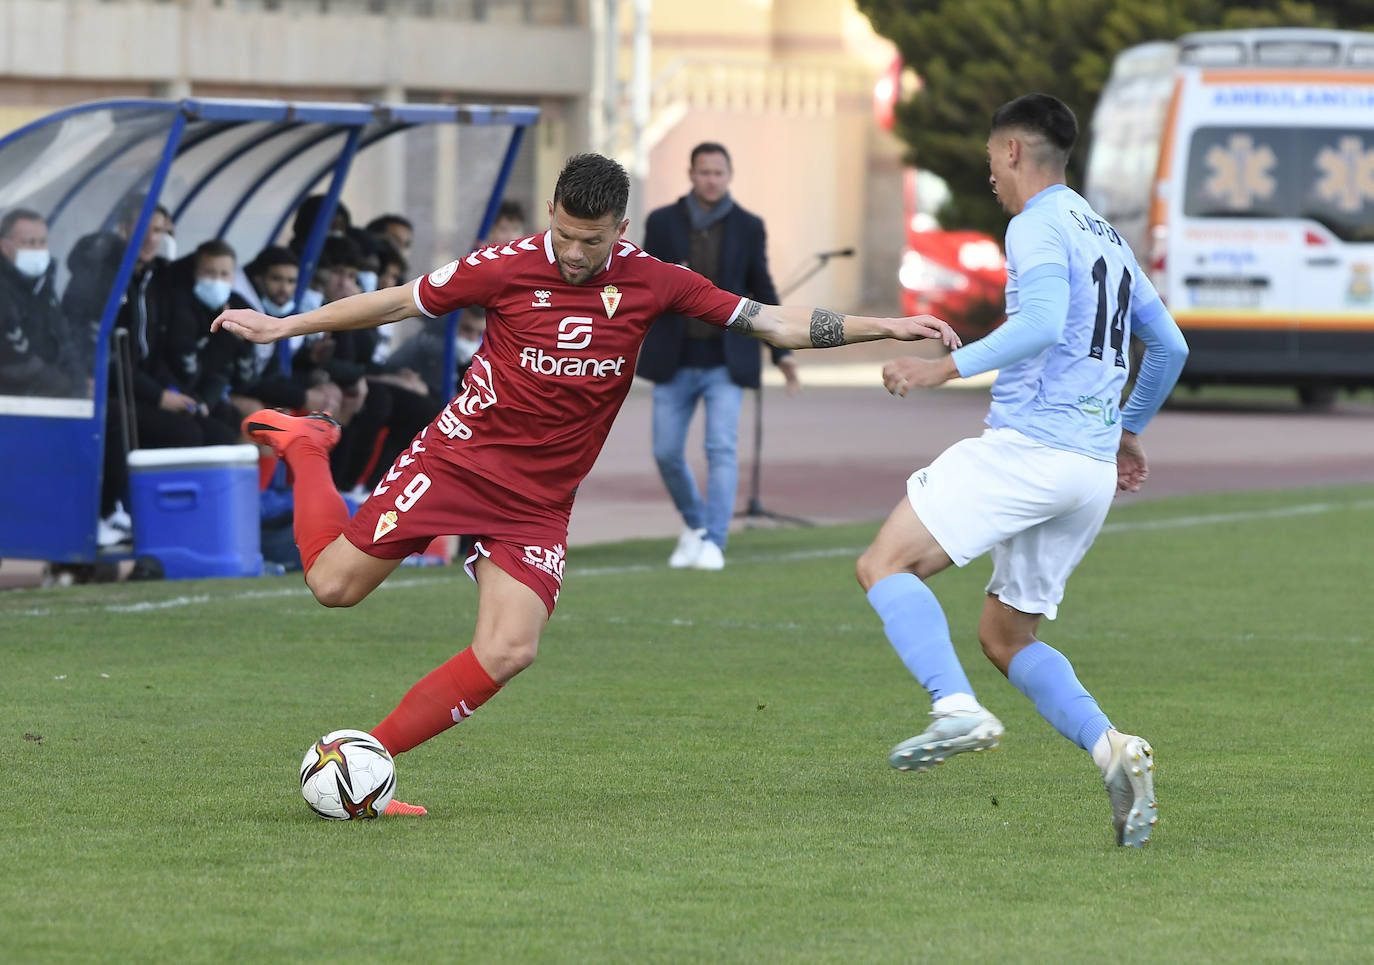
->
[298,729,396,820]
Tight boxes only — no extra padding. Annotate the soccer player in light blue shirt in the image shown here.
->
[856,94,1189,847]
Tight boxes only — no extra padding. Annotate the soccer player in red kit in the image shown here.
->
[214,153,960,814]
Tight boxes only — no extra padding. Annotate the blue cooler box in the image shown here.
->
[127,444,263,579]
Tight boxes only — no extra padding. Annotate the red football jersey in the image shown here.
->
[412,231,744,506]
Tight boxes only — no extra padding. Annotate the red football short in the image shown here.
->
[343,431,571,614]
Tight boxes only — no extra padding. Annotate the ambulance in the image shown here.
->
[1085,28,1374,405]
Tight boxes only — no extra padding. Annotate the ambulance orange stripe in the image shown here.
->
[1148,77,1185,238]
[1200,69,1374,85]
[1173,312,1374,332]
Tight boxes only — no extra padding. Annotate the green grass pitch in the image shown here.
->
[3,485,1371,962]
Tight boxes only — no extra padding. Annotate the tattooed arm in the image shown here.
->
[729,300,962,351]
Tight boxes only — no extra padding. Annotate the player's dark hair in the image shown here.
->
[495,199,525,224]
[690,141,732,169]
[194,238,237,267]
[553,153,629,221]
[247,244,298,276]
[991,93,1078,162]
[0,207,44,239]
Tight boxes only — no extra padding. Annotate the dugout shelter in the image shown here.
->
[0,96,537,566]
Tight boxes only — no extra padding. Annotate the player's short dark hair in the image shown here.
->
[0,207,44,239]
[495,199,525,224]
[194,238,237,267]
[690,142,732,169]
[365,213,412,234]
[553,153,629,222]
[991,93,1078,161]
[247,245,298,276]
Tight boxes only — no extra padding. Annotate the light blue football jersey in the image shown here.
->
[985,184,1163,462]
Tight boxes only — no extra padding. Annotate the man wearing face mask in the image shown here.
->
[243,246,304,376]
[292,235,441,492]
[148,239,250,440]
[63,198,172,353]
[233,245,346,421]
[385,304,486,400]
[63,198,187,540]
[0,208,82,397]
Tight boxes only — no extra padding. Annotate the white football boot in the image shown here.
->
[1102,730,1157,847]
[889,707,1004,772]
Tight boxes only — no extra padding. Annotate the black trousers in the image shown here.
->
[101,396,236,516]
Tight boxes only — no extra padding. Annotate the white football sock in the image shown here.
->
[932,692,982,715]
[1091,730,1114,773]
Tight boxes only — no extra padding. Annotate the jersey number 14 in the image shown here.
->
[1090,256,1129,369]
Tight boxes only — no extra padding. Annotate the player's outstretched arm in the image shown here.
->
[211,284,421,344]
[733,300,961,351]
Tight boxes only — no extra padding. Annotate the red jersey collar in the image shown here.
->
[542,230,614,278]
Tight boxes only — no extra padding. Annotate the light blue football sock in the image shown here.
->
[1007,641,1112,751]
[866,573,975,702]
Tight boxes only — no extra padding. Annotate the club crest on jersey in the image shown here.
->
[428,260,459,287]
[600,285,622,318]
[532,290,552,308]
[373,510,398,542]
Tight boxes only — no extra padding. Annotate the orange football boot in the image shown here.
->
[242,409,341,458]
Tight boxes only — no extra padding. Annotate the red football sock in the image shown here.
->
[284,442,349,573]
[371,647,502,756]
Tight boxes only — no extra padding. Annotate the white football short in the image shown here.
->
[905,427,1117,620]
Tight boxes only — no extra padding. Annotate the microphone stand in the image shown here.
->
[735,249,852,528]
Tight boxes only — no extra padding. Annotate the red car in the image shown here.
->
[898,169,1008,340]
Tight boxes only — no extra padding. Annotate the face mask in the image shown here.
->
[298,288,325,313]
[14,248,51,278]
[158,234,177,261]
[194,277,233,310]
[455,336,482,364]
[261,297,295,318]
[356,270,378,293]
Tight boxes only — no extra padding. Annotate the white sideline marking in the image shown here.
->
[1098,499,1374,534]
[107,595,211,613]
[12,498,1371,619]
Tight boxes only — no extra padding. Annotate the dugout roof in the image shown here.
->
[0,96,537,563]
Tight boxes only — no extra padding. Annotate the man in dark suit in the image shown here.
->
[637,142,800,570]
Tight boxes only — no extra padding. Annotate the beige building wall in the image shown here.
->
[0,0,906,305]
[0,0,590,270]
[613,0,906,312]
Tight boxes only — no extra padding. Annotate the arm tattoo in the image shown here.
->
[735,299,762,334]
[809,308,846,348]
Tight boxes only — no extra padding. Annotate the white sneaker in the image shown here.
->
[1102,731,1157,847]
[691,540,725,570]
[889,707,1004,772]
[668,527,706,568]
[96,515,132,548]
[107,501,132,533]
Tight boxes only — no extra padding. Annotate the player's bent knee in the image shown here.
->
[978,622,1033,672]
[476,637,538,681]
[855,550,888,592]
[305,569,364,609]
